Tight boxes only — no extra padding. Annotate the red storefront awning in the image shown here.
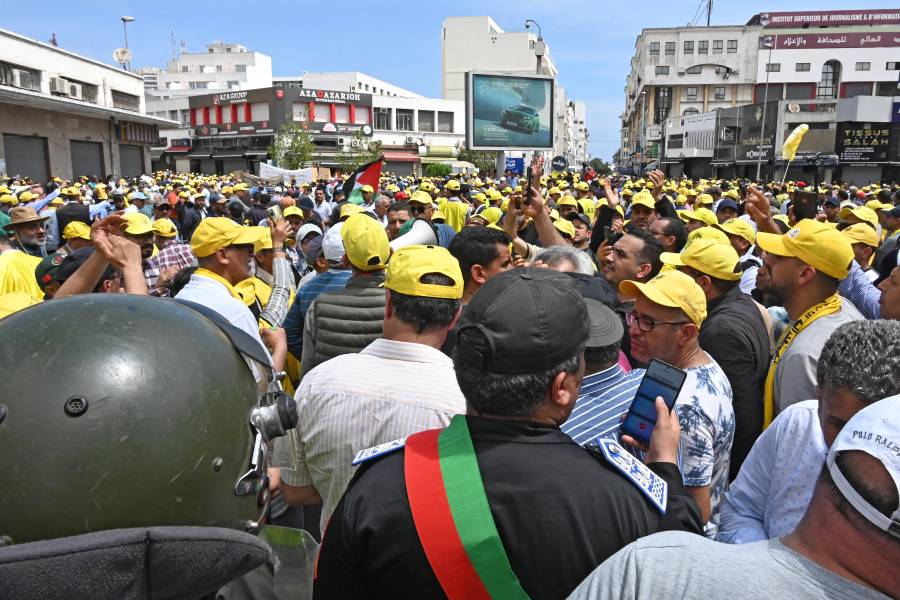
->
[382,150,420,163]
[165,145,192,153]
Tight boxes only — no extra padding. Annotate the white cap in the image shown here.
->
[322,222,345,264]
[826,394,900,539]
[296,223,323,243]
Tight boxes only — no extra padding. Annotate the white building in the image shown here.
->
[620,24,762,172]
[274,72,420,98]
[441,16,588,172]
[0,27,175,180]
[140,41,273,171]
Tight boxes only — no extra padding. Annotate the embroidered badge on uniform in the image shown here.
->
[351,437,407,466]
[597,439,668,514]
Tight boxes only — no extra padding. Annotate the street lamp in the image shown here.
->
[121,16,134,70]
[639,90,647,170]
[525,20,545,75]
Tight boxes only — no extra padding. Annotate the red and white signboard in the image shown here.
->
[763,31,900,49]
[759,10,900,28]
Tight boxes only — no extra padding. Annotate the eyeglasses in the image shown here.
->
[625,310,690,333]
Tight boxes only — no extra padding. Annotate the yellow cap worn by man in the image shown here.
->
[341,213,390,271]
[152,218,178,239]
[619,270,707,329]
[755,219,862,427]
[384,245,463,300]
[661,238,742,282]
[62,221,92,242]
[841,223,881,279]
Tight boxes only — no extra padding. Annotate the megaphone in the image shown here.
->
[389,218,438,251]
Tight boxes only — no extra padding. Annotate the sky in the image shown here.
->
[6,0,898,161]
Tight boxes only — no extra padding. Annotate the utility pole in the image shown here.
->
[707,0,713,26]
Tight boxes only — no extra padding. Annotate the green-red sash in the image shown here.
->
[404,415,530,600]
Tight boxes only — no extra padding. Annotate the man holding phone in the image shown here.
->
[619,270,735,536]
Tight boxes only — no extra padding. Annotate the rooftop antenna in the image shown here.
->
[170,31,177,61]
[49,32,58,47]
[707,0,713,26]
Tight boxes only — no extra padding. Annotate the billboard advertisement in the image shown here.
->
[836,122,892,164]
[466,71,554,150]
[713,102,778,163]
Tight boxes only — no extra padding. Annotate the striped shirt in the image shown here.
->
[272,338,466,531]
[561,364,643,446]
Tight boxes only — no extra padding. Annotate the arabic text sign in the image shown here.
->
[760,10,900,28]
[771,32,900,49]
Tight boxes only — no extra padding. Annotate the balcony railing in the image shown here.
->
[111,90,140,112]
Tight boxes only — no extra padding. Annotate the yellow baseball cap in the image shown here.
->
[418,181,435,192]
[62,221,91,241]
[695,193,714,206]
[445,180,460,192]
[190,217,264,258]
[682,207,718,227]
[283,206,303,218]
[409,190,433,205]
[121,213,154,236]
[839,205,878,229]
[557,195,578,207]
[661,238,742,281]
[152,218,178,238]
[18,191,38,202]
[756,219,853,280]
[686,226,730,247]
[360,184,375,194]
[619,270,707,328]
[0,194,17,205]
[630,190,655,210]
[481,207,502,225]
[575,181,590,191]
[385,245,463,300]
[340,213,389,271]
[715,218,756,244]
[548,186,561,196]
[232,183,249,192]
[553,218,576,238]
[253,227,273,253]
[340,203,365,219]
[841,222,880,248]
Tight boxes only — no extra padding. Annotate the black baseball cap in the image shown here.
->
[454,268,589,375]
[566,212,592,228]
[584,299,623,348]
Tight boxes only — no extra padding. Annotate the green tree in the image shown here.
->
[267,123,314,170]
[424,163,452,177]
[337,129,383,174]
[589,158,612,176]
[457,149,499,175]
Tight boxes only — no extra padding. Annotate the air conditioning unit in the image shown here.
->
[350,139,361,149]
[49,76,68,95]
[405,136,415,145]
[337,137,346,146]
[68,82,83,100]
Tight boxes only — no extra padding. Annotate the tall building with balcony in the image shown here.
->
[141,41,273,171]
[0,27,175,180]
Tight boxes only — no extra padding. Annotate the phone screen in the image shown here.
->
[621,359,687,444]
[525,162,535,205]
[267,205,283,222]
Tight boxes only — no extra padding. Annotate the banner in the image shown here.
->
[759,10,900,28]
[467,72,554,150]
[836,122,891,164]
[258,163,315,185]
[767,32,900,50]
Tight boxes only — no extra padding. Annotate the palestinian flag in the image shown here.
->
[342,156,383,205]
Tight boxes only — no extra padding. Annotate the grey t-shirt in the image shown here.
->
[775,298,863,413]
[568,531,889,600]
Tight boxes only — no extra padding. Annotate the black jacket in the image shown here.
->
[314,417,703,600]
[699,285,771,479]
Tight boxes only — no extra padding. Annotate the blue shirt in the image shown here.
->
[717,400,824,544]
[839,260,881,319]
[561,364,643,446]
[284,269,352,359]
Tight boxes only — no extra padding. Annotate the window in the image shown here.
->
[653,87,672,124]
[856,62,870,71]
[698,40,708,54]
[181,66,188,73]
[686,65,702,74]
[684,40,694,54]
[665,42,675,55]
[235,64,247,72]
[0,62,41,92]
[418,110,434,132]
[713,40,723,54]
[795,63,810,72]
[396,109,413,131]
[438,111,454,133]
[686,86,698,100]
[111,90,140,111]
[216,65,223,72]
[817,60,841,99]
[683,107,700,116]
[365,84,369,91]
[766,63,781,72]
[727,40,738,53]
[189,81,208,89]
[714,87,726,100]
[843,82,872,98]
[886,62,900,70]
[655,66,670,75]
[227,81,239,89]
[374,107,391,130]
[649,42,660,56]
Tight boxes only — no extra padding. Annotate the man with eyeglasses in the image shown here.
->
[619,270,735,538]
[661,238,770,479]
[402,190,456,248]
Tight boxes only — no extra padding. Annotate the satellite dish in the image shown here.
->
[113,48,132,64]
[788,103,801,114]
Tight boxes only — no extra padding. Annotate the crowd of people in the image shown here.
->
[0,163,899,599]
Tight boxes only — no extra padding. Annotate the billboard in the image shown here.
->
[466,71,554,150]
[836,122,892,164]
[758,9,900,28]
[713,102,778,163]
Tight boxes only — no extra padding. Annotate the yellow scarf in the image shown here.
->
[194,268,243,302]
[763,294,842,428]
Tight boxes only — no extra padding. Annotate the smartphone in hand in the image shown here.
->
[266,205,283,223]
[621,359,687,445]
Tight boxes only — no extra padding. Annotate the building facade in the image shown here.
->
[140,41,273,171]
[0,27,174,181]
